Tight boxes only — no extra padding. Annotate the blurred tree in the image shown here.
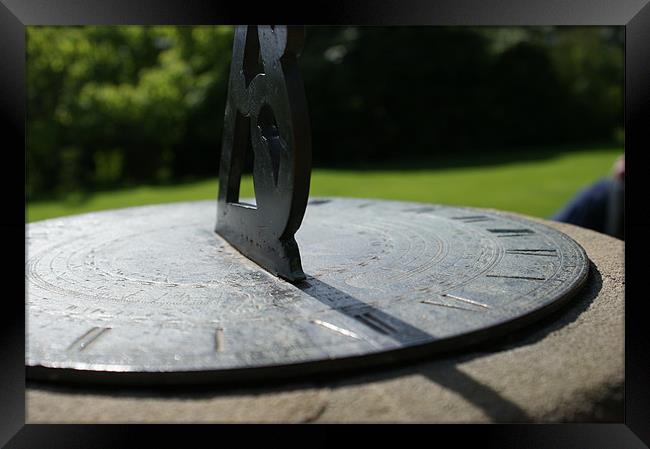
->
[26,26,623,198]
[27,26,233,197]
[549,27,624,142]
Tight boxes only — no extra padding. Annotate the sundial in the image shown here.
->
[26,26,589,385]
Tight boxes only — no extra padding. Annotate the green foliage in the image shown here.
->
[27,25,234,197]
[26,26,623,199]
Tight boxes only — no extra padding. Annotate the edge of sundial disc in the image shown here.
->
[26,198,590,386]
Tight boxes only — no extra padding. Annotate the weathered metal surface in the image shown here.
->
[26,198,589,385]
[216,25,311,282]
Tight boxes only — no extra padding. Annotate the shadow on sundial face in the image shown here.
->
[296,276,434,346]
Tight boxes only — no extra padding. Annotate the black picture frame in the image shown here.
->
[2,0,648,447]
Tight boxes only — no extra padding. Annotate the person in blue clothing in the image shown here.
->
[552,155,624,240]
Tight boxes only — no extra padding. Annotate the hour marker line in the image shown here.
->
[441,293,491,309]
[66,327,97,350]
[311,320,360,340]
[488,229,534,233]
[486,274,546,281]
[67,327,111,352]
[506,249,557,256]
[451,216,491,223]
[488,229,534,237]
[355,313,398,335]
[355,315,390,335]
[506,251,557,257]
[215,328,225,352]
[420,300,479,312]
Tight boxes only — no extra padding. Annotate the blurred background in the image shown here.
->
[26,26,624,222]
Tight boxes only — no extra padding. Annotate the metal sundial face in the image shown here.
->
[26,198,588,384]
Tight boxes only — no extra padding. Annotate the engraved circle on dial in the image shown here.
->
[26,198,588,379]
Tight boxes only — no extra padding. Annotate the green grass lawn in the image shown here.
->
[26,146,622,223]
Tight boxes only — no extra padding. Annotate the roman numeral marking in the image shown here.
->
[67,327,111,352]
[353,312,398,335]
[310,319,360,340]
[452,215,491,223]
[488,228,534,237]
[506,249,557,257]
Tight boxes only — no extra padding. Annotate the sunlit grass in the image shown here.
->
[26,146,621,223]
